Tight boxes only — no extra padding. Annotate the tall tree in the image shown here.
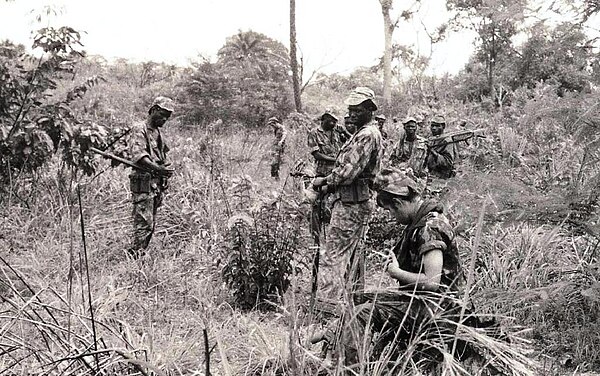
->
[290,0,302,112]
[379,0,394,111]
[448,0,526,98]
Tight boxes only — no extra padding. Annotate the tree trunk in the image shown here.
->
[380,0,394,112]
[290,0,302,112]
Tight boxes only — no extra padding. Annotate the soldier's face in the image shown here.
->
[348,104,372,127]
[321,116,336,131]
[377,119,385,128]
[150,107,172,128]
[430,122,445,136]
[377,194,414,225]
[404,122,417,137]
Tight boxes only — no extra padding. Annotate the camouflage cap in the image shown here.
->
[431,114,446,124]
[403,116,417,125]
[321,109,338,121]
[344,87,378,110]
[152,96,175,112]
[373,167,424,197]
[375,114,386,121]
[267,116,281,125]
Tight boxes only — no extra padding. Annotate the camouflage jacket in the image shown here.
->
[272,123,287,148]
[389,133,427,176]
[326,121,383,187]
[129,121,169,167]
[398,201,463,292]
[307,125,345,176]
[425,138,457,179]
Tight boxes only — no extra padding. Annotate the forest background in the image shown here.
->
[2,0,600,375]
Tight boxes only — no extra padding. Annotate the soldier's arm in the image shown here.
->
[137,156,173,176]
[312,151,336,162]
[386,249,443,291]
[326,132,375,186]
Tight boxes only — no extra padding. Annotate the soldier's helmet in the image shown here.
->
[344,87,378,111]
[373,167,425,198]
[151,96,175,112]
[431,114,446,125]
[375,114,386,121]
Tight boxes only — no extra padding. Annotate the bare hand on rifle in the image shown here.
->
[311,177,329,193]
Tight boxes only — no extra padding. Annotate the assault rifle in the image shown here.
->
[425,128,486,147]
[89,147,174,176]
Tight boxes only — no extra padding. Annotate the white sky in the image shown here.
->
[0,0,479,78]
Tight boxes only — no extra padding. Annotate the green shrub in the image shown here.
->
[222,204,303,311]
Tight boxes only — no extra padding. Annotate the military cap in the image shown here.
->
[373,167,424,197]
[344,87,378,110]
[321,109,338,121]
[431,114,446,124]
[375,114,386,121]
[151,96,175,112]
[403,116,417,125]
[267,116,281,125]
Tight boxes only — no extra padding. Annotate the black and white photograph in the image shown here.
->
[1,0,600,374]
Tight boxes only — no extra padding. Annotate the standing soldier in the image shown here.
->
[312,87,383,299]
[389,116,427,177]
[307,110,344,244]
[268,117,287,180]
[374,114,388,140]
[128,96,175,258]
[425,114,457,179]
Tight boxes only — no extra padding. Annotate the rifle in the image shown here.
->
[89,147,155,174]
[425,128,486,147]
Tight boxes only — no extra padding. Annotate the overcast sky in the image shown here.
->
[1,0,479,77]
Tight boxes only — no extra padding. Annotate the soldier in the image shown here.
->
[389,116,427,177]
[312,87,383,299]
[128,96,175,257]
[374,114,388,139]
[307,110,345,244]
[268,116,287,180]
[311,169,464,363]
[425,114,457,179]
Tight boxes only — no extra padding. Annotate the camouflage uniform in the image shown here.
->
[426,140,458,179]
[320,120,383,299]
[389,133,428,176]
[269,117,287,179]
[307,123,345,242]
[128,97,173,255]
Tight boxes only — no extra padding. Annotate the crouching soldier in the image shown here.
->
[128,96,175,257]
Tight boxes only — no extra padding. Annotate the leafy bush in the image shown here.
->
[222,204,303,311]
[0,27,116,188]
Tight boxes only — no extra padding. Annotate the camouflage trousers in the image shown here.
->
[310,191,333,245]
[270,145,285,179]
[130,191,162,256]
[319,200,373,301]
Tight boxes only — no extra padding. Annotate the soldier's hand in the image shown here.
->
[312,177,326,190]
[385,248,400,275]
[157,165,174,177]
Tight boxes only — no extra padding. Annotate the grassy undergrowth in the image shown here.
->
[1,123,599,375]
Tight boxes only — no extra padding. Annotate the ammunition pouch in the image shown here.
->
[130,173,164,194]
[130,172,152,194]
[338,178,371,204]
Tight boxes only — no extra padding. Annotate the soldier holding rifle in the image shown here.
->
[312,87,383,299]
[127,96,175,257]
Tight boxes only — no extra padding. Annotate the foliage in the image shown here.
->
[179,30,294,127]
[222,204,303,311]
[516,22,598,95]
[0,27,115,187]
